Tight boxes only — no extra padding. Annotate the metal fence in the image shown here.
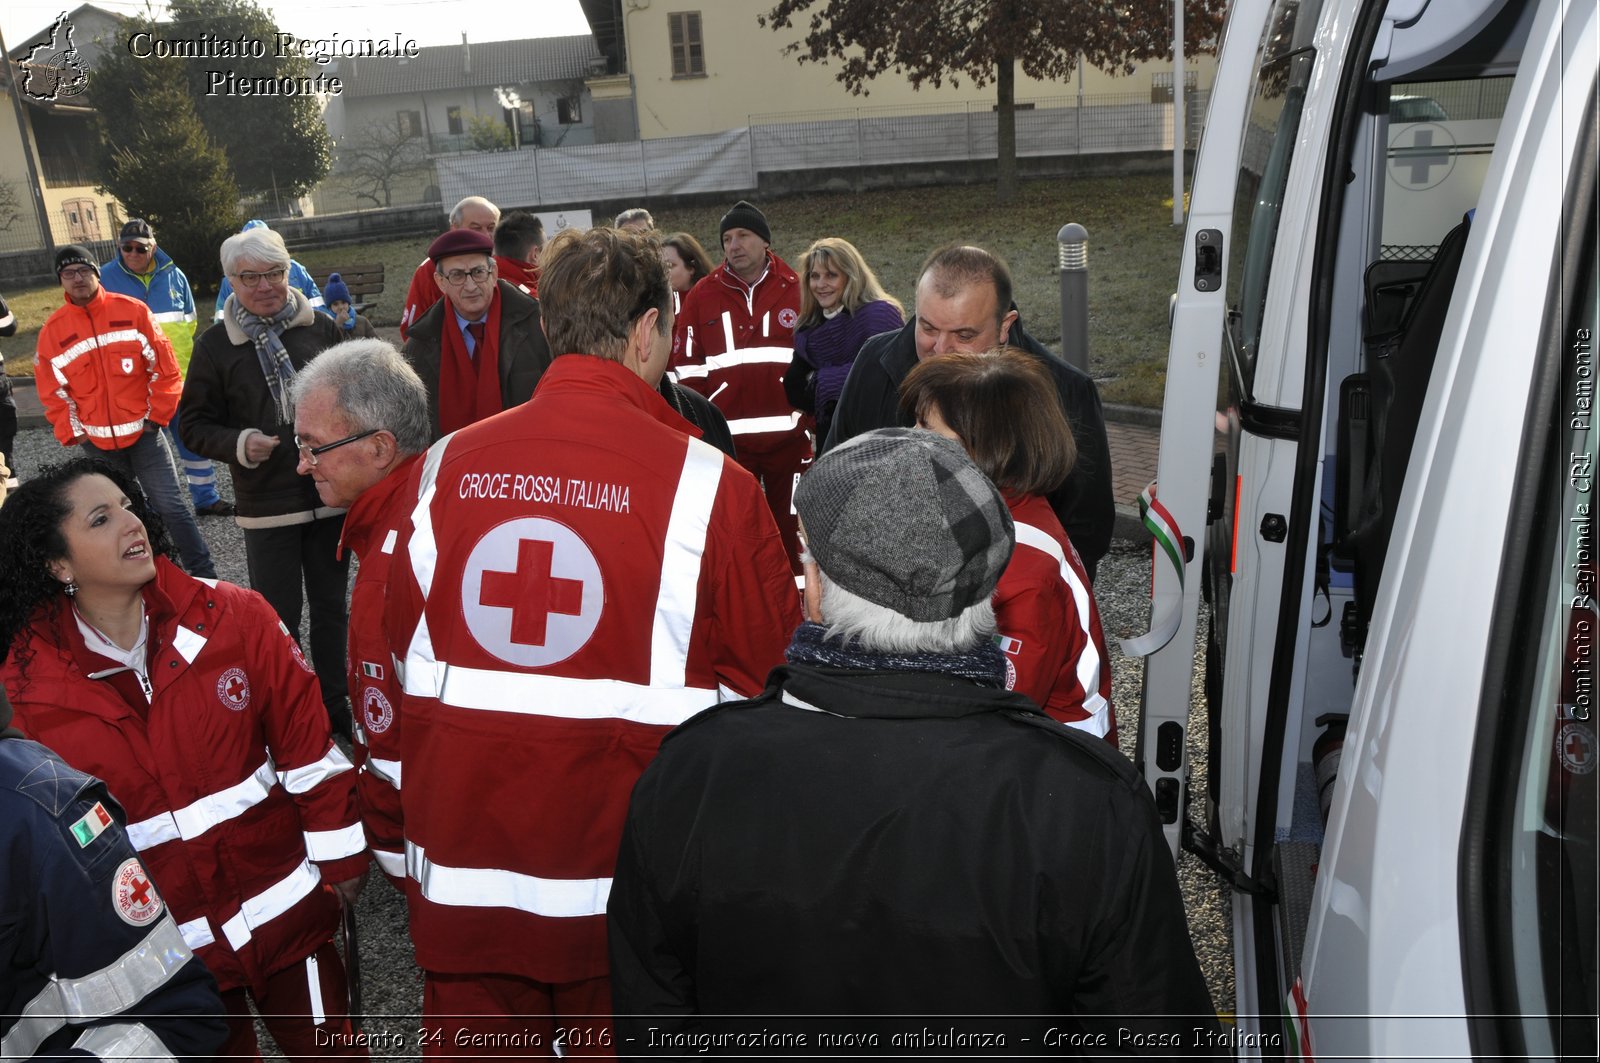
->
[1,88,1207,254]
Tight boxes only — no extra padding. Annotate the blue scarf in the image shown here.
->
[783,620,1007,687]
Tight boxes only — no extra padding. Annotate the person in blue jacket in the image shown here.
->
[0,688,228,1060]
[100,218,232,516]
[212,219,323,321]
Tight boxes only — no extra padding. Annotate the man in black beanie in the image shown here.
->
[670,199,809,572]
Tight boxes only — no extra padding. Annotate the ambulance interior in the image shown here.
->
[1205,0,1593,1029]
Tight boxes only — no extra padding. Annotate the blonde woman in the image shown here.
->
[783,237,903,444]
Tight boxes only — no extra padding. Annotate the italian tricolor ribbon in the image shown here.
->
[1118,481,1187,658]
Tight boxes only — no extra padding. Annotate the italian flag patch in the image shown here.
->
[361,661,384,680]
[70,801,113,848]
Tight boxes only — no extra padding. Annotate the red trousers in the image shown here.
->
[421,971,615,1059]
[220,939,367,1060]
[738,431,811,575]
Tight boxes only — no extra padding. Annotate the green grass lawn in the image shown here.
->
[5,173,1184,407]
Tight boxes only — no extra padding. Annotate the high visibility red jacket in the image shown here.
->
[399,257,439,341]
[670,253,806,451]
[389,354,799,983]
[341,453,424,887]
[35,287,182,448]
[995,494,1116,742]
[2,559,368,995]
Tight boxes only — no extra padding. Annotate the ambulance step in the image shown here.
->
[1273,841,1319,986]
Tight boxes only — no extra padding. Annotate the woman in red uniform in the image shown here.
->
[0,458,371,1060]
[899,348,1117,742]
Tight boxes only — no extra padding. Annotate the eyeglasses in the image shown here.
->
[59,266,96,280]
[439,265,492,287]
[122,243,153,254]
[294,429,379,466]
[232,267,288,288]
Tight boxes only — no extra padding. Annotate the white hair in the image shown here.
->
[220,227,290,274]
[291,339,431,455]
[450,196,500,227]
[815,568,996,655]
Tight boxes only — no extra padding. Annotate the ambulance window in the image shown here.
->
[1380,78,1514,261]
[1491,241,1598,1058]
[1226,0,1326,395]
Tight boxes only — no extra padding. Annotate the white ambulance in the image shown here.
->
[1137,0,1597,1056]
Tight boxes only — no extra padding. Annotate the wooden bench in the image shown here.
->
[309,264,385,315]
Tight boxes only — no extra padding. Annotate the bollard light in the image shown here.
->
[1057,223,1088,271]
[1057,222,1090,374]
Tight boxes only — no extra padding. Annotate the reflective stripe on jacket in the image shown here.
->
[388,354,799,983]
[35,288,182,448]
[2,560,368,994]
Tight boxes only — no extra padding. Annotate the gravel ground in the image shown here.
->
[7,424,1233,1054]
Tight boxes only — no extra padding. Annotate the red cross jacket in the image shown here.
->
[996,494,1117,742]
[388,354,800,983]
[2,559,368,995]
[35,288,183,448]
[670,253,807,453]
[340,453,424,887]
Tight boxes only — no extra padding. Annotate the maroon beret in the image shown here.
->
[428,228,494,265]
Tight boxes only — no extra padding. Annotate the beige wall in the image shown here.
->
[0,87,122,248]
[623,0,1215,139]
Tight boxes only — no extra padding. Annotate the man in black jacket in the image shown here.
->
[823,245,1114,578]
[403,228,553,440]
[609,429,1219,1051]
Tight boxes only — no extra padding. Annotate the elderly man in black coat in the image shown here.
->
[403,227,553,440]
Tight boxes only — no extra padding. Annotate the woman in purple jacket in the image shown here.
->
[783,238,904,446]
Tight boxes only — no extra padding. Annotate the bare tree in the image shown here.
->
[0,179,22,232]
[341,117,429,208]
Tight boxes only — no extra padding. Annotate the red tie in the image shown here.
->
[466,321,486,355]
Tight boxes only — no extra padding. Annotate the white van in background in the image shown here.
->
[1136,0,1596,1056]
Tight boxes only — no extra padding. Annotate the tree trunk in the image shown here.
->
[996,54,1017,204]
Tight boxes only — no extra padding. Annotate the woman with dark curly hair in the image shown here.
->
[0,458,372,1060]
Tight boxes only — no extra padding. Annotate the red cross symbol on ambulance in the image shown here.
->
[462,517,604,667]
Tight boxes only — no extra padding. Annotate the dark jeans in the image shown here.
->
[82,429,216,578]
[242,515,351,733]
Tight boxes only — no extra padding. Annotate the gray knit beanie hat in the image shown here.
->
[796,428,1014,622]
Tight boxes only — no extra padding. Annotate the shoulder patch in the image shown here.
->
[70,800,114,848]
[112,857,164,926]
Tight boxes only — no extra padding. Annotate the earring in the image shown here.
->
[63,578,77,597]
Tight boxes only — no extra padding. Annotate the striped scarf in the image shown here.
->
[228,288,302,424]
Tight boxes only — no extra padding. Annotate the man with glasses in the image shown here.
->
[399,195,499,341]
[100,218,231,517]
[402,227,552,439]
[35,245,216,578]
[180,225,354,738]
[290,339,431,887]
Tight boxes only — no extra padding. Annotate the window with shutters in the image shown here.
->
[669,12,705,78]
